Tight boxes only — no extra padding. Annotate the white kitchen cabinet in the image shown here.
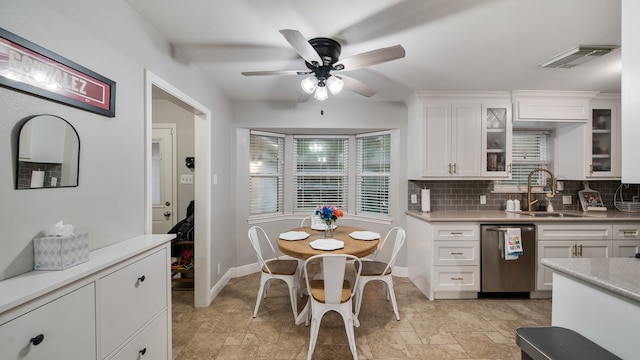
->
[407,92,512,179]
[482,104,512,178]
[612,223,640,257]
[555,95,621,180]
[407,215,479,299]
[0,284,96,360]
[536,223,612,290]
[0,235,173,360]
[512,90,597,123]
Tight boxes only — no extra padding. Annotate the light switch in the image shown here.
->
[180,174,194,184]
[480,195,487,205]
[411,194,417,204]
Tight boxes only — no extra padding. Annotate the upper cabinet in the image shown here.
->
[407,92,511,179]
[512,90,598,124]
[555,94,621,180]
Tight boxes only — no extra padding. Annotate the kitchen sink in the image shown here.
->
[508,211,587,218]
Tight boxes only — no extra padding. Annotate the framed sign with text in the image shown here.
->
[0,27,116,117]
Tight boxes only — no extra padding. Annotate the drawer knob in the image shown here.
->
[140,348,147,355]
[30,334,44,346]
[138,275,146,282]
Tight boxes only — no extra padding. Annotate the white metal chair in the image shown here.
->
[300,214,324,228]
[248,226,300,321]
[303,254,362,360]
[354,227,406,321]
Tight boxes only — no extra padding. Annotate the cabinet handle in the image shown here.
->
[572,244,577,257]
[450,252,464,255]
[450,277,464,281]
[138,275,146,282]
[140,348,147,356]
[448,163,452,174]
[452,163,457,174]
[578,244,583,257]
[30,334,44,346]
[623,231,638,237]
[450,232,464,235]
[589,164,594,174]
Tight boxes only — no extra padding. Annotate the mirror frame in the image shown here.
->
[15,114,81,189]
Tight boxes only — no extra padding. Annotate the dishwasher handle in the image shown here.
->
[484,226,535,233]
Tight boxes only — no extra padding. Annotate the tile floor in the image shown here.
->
[172,273,551,359]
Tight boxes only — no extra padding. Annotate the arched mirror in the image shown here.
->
[16,115,80,189]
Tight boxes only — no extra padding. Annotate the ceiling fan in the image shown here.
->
[241,29,406,101]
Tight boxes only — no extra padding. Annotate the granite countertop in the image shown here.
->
[541,257,640,303]
[407,210,640,222]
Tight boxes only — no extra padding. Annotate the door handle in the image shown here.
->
[164,211,171,217]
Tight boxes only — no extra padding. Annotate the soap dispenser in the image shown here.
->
[513,197,521,212]
[506,197,515,212]
[546,199,554,212]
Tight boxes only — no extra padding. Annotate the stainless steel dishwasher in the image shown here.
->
[480,224,536,293]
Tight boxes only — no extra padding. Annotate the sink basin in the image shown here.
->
[510,211,587,218]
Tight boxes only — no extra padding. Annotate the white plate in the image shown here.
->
[309,239,344,251]
[349,231,380,241]
[279,231,310,241]
[311,223,337,231]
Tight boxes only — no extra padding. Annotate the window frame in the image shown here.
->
[248,130,285,217]
[356,131,391,217]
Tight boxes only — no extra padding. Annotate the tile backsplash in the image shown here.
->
[408,180,639,212]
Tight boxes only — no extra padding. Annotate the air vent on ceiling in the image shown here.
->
[538,45,619,69]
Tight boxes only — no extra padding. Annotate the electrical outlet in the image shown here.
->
[180,174,193,184]
[411,194,417,204]
[563,195,572,205]
[480,195,487,205]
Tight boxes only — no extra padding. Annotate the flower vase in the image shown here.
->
[324,221,334,237]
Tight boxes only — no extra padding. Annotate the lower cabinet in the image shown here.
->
[0,235,173,360]
[613,223,640,257]
[536,223,612,290]
[0,284,96,359]
[407,216,480,299]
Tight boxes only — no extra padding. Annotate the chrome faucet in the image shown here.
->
[527,168,556,211]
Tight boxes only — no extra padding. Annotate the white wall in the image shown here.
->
[0,0,233,282]
[621,0,640,183]
[233,100,409,268]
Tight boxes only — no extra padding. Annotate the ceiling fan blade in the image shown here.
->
[279,29,323,65]
[335,45,405,71]
[241,70,309,76]
[338,75,377,97]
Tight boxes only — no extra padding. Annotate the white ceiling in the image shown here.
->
[126,0,621,102]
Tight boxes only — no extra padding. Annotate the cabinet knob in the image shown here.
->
[30,334,44,346]
[139,348,147,355]
[138,275,146,282]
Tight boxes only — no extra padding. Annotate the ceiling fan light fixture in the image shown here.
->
[327,76,344,94]
[301,76,318,94]
[314,85,328,101]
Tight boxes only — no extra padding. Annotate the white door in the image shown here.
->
[152,126,176,234]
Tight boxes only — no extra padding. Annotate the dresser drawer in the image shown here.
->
[108,310,168,360]
[433,241,479,265]
[0,284,96,360]
[432,224,479,241]
[99,249,168,359]
[432,266,480,291]
[613,224,640,239]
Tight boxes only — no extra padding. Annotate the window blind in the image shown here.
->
[496,131,552,190]
[293,137,348,211]
[249,132,284,216]
[356,133,391,216]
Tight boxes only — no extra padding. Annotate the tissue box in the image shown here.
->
[33,233,89,270]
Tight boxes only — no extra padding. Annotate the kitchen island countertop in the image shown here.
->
[541,257,640,303]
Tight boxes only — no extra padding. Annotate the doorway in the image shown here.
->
[145,70,212,307]
[151,125,177,234]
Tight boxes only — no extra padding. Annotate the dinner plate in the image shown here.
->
[310,223,338,231]
[309,239,344,251]
[279,231,310,241]
[349,231,381,241]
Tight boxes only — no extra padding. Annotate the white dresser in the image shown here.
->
[0,234,174,360]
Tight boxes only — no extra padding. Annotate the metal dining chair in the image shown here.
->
[248,226,300,321]
[303,253,362,360]
[354,227,406,321]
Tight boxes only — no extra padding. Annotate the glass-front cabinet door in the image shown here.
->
[482,104,512,178]
[588,102,620,178]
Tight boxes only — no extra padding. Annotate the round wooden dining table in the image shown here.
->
[277,225,380,259]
